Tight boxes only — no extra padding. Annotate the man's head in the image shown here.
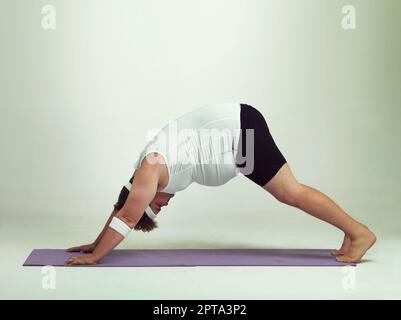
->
[148,192,175,214]
[133,192,174,232]
[114,187,175,232]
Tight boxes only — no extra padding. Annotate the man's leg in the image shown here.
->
[262,163,376,263]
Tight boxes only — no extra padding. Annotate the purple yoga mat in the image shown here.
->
[23,249,355,267]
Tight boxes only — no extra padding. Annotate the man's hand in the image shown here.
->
[66,243,96,253]
[65,254,98,266]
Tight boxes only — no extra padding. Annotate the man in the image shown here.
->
[66,102,376,265]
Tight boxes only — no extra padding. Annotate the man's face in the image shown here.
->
[149,192,174,214]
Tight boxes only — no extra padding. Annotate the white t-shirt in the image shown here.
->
[133,102,242,194]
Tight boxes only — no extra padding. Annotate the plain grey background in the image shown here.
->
[0,0,400,299]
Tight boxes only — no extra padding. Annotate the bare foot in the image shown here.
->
[331,234,351,256]
[336,227,377,263]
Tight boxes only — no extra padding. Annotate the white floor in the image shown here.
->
[1,212,400,300]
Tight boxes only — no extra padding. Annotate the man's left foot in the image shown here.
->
[331,234,351,256]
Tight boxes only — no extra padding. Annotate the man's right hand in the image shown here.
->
[66,243,96,253]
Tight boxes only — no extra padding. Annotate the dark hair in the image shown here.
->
[134,213,158,232]
[113,187,158,232]
[113,181,158,232]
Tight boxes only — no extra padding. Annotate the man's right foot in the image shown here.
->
[335,227,377,263]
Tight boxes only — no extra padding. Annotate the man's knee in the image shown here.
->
[275,184,305,206]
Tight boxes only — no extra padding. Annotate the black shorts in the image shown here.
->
[235,103,287,186]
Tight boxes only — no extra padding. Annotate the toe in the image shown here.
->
[336,255,351,263]
[336,255,360,263]
[331,250,344,256]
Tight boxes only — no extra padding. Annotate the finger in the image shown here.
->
[66,247,79,252]
[66,256,78,265]
[67,258,79,266]
[65,258,74,265]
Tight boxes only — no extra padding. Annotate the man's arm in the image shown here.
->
[65,159,159,265]
[93,208,119,245]
[66,208,118,253]
[66,171,136,253]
